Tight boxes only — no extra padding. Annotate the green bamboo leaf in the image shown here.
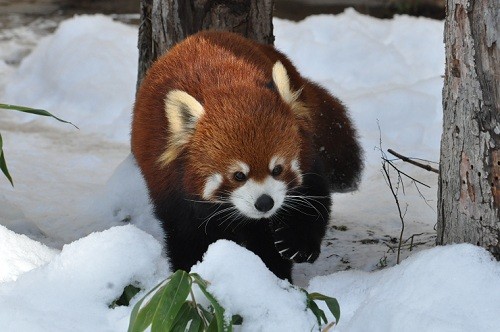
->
[128,292,151,332]
[0,103,79,129]
[171,302,197,332]
[0,133,13,186]
[207,316,219,332]
[137,279,179,330]
[323,297,341,324]
[151,270,191,332]
[308,292,341,324]
[128,279,169,332]
[197,303,214,326]
[186,312,203,332]
[190,273,232,332]
[307,297,327,325]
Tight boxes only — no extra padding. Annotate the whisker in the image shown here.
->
[284,195,328,220]
[286,194,330,199]
[286,193,330,209]
[281,200,317,217]
[185,198,226,204]
[200,205,235,233]
[219,208,241,230]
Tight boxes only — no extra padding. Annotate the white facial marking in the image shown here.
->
[269,156,285,172]
[229,161,250,176]
[291,158,303,185]
[230,176,287,219]
[202,173,223,200]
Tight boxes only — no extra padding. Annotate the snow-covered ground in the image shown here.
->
[1,10,498,331]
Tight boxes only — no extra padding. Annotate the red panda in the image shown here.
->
[132,31,362,281]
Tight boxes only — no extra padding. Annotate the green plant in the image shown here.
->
[110,284,142,309]
[0,103,77,186]
[307,291,341,331]
[128,270,340,332]
[377,255,388,269]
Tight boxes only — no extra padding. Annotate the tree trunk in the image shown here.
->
[137,0,274,89]
[437,0,499,259]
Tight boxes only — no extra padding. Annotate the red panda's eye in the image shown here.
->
[233,171,247,182]
[272,165,283,177]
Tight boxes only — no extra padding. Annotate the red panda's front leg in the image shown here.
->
[269,169,331,264]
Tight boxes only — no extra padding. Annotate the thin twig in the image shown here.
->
[387,149,439,174]
[382,163,405,264]
[382,157,431,188]
[383,241,396,253]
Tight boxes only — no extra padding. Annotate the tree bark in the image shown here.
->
[437,0,499,259]
[137,0,274,89]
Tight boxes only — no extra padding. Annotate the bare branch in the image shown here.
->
[387,149,439,174]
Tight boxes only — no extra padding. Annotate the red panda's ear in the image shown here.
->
[158,90,205,166]
[272,61,309,119]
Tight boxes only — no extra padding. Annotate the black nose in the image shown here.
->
[254,194,274,212]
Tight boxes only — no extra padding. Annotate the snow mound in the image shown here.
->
[0,224,58,283]
[192,240,319,332]
[3,15,138,141]
[308,244,500,331]
[0,225,169,332]
[75,154,164,244]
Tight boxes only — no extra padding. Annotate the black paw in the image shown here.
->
[270,224,320,263]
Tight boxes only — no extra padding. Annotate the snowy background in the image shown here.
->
[1,10,499,331]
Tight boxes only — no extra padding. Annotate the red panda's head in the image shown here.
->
[159,62,311,219]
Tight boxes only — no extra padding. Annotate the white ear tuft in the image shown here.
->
[158,90,204,166]
[272,61,308,118]
[165,90,204,132]
[272,61,300,104]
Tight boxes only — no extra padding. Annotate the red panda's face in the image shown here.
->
[160,61,310,219]
[194,150,304,219]
[186,88,305,219]
[213,155,303,219]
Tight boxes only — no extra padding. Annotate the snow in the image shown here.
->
[0,10,498,332]
[3,14,138,142]
[192,240,319,331]
[0,224,57,283]
[309,244,500,332]
[0,225,168,332]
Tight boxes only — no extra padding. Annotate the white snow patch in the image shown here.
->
[76,154,165,245]
[2,15,138,142]
[308,244,500,331]
[192,240,319,332]
[0,224,58,283]
[0,225,169,332]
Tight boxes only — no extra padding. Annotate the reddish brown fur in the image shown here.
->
[186,87,303,195]
[134,32,307,201]
[195,32,362,191]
